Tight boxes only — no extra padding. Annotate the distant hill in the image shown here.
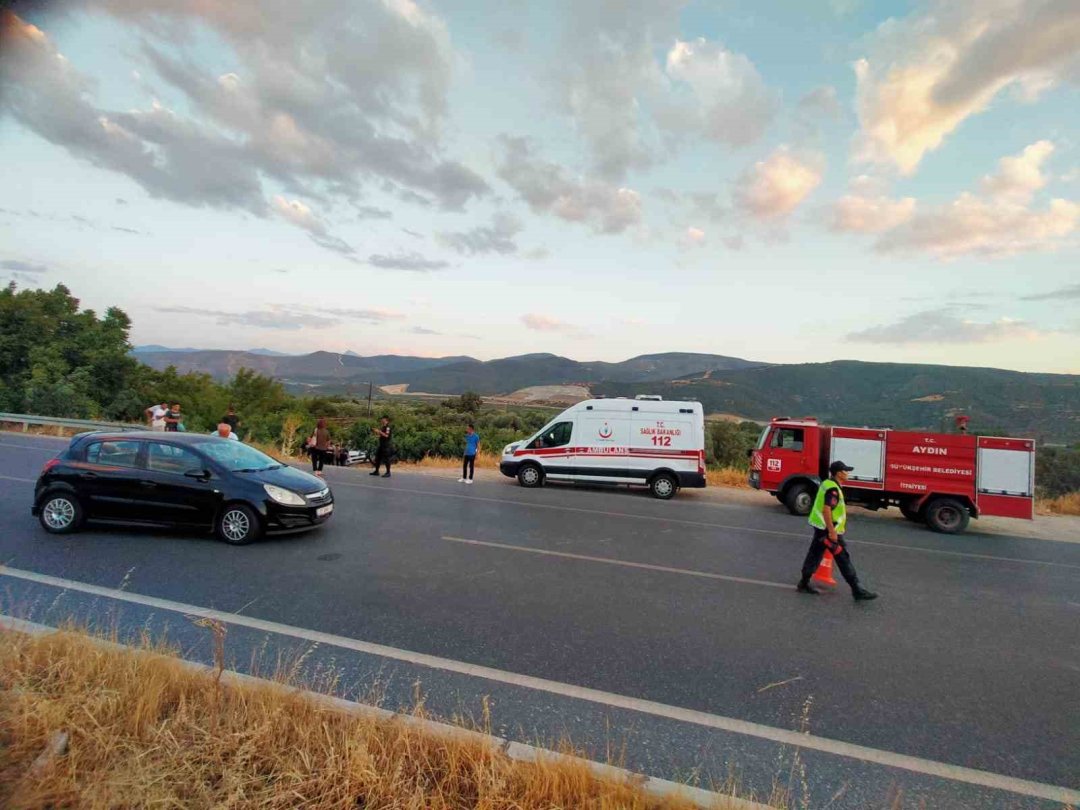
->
[133,344,201,353]
[395,352,765,393]
[135,350,475,382]
[593,361,1080,443]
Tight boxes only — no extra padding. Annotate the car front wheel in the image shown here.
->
[38,493,83,534]
[517,464,543,488]
[217,504,262,545]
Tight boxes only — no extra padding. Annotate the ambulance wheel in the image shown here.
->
[900,500,924,523]
[517,464,544,488]
[649,473,678,500]
[784,483,814,516]
[925,498,970,534]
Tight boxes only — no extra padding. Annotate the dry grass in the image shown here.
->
[707,467,750,489]
[0,626,772,810]
[1036,492,1080,516]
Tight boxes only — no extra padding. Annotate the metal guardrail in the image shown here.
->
[0,412,142,435]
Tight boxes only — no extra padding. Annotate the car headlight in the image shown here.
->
[263,484,306,506]
[503,443,518,455]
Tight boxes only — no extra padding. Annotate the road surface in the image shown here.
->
[1,433,1078,809]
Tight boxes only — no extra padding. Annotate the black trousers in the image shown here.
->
[373,446,392,474]
[310,447,326,472]
[462,454,476,480]
[800,528,861,592]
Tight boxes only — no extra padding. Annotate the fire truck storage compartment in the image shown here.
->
[830,428,885,486]
[976,436,1035,520]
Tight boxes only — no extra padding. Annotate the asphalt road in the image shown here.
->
[1,433,1078,809]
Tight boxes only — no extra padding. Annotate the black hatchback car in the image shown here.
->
[32,432,334,544]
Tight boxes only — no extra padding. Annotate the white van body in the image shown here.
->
[499,398,706,499]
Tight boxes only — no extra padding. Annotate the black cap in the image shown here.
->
[830,460,854,475]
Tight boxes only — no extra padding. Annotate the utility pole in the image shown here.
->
[367,381,373,416]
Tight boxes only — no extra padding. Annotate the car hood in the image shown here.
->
[245,464,329,495]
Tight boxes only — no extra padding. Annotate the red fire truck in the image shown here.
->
[748,418,1035,534]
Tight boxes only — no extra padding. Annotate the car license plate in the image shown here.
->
[316,504,333,517]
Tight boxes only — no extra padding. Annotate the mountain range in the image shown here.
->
[130,346,1080,442]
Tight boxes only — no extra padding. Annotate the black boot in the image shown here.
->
[796,579,820,595]
[853,587,878,601]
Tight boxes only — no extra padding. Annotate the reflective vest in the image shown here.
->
[809,478,846,533]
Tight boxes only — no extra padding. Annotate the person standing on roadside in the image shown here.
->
[310,418,330,477]
[797,460,878,601]
[164,403,182,432]
[371,416,393,478]
[459,423,480,484]
[145,401,169,431]
[221,405,240,438]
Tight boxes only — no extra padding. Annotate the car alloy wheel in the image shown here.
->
[221,508,251,543]
[43,497,75,530]
[651,474,677,500]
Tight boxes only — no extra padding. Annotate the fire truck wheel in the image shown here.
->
[925,498,970,534]
[517,463,544,488]
[900,500,925,522]
[649,473,678,500]
[784,483,814,516]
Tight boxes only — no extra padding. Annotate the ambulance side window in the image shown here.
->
[529,421,572,449]
[770,428,804,451]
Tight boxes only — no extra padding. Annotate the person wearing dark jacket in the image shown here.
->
[310,418,330,477]
[371,416,393,478]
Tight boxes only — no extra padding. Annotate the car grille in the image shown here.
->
[305,488,332,506]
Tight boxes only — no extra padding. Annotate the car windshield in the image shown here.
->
[755,426,771,450]
[192,440,283,472]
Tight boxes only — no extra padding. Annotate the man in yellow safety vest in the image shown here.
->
[797,460,878,601]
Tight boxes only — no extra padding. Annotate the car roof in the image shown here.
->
[73,431,216,444]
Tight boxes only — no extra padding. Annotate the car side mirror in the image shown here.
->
[184,468,211,481]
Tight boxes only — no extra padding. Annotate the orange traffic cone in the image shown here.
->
[812,550,838,587]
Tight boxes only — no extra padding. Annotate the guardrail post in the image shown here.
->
[21,420,28,433]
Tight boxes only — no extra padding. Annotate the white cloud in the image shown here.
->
[734,147,824,219]
[981,139,1055,202]
[521,313,583,335]
[495,136,643,234]
[830,176,916,233]
[853,0,1080,174]
[877,193,1079,258]
[272,196,324,234]
[685,226,705,244]
[438,212,522,255]
[663,38,776,147]
[848,309,1039,344]
[797,85,841,118]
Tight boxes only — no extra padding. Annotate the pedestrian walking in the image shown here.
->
[371,416,393,478]
[459,423,480,484]
[310,418,331,477]
[797,460,878,601]
[145,401,169,431]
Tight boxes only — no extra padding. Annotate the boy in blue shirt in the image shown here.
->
[459,424,481,484]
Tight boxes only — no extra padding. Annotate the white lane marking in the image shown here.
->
[1,565,1078,805]
[0,474,35,483]
[442,536,792,590]
[0,613,763,810]
[332,479,1080,571]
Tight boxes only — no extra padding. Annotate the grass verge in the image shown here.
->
[0,625,772,809]
[1036,492,1080,516]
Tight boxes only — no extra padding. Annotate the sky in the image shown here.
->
[1,0,1078,373]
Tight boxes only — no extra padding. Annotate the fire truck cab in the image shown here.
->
[749,417,1035,534]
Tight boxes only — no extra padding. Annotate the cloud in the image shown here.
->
[402,228,424,238]
[830,176,916,233]
[310,233,356,256]
[272,196,324,234]
[367,251,449,272]
[0,259,48,274]
[438,212,522,255]
[523,247,550,260]
[521,313,584,334]
[853,0,1080,174]
[848,309,1039,344]
[0,4,488,229]
[722,235,745,250]
[662,38,776,147]
[410,326,442,335]
[356,205,393,220]
[495,136,642,234]
[1022,283,1080,301]
[981,139,1055,202]
[154,303,401,330]
[111,225,145,234]
[115,197,128,205]
[798,85,842,118]
[683,226,706,246]
[734,147,824,219]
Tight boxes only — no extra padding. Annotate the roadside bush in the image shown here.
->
[1036,446,1080,499]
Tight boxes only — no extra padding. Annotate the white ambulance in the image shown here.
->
[499,397,707,499]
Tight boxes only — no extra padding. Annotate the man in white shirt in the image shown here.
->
[145,402,168,431]
[211,423,239,440]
